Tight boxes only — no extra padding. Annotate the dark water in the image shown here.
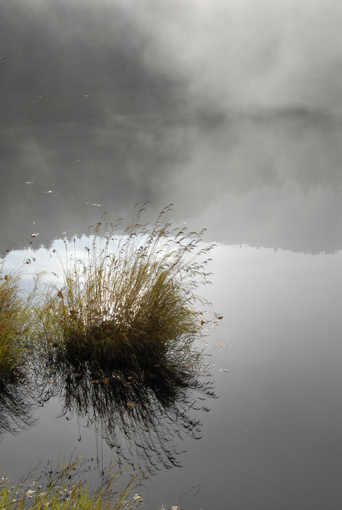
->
[1,1,342,508]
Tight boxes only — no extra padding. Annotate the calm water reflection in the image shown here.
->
[0,378,38,439]
[32,360,216,473]
[1,112,341,255]
[1,244,341,509]
[1,1,342,508]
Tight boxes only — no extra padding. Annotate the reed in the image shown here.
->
[37,204,222,373]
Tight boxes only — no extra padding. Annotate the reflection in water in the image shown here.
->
[1,112,341,255]
[0,378,38,440]
[35,361,217,473]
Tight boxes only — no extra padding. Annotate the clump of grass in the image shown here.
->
[0,267,32,380]
[0,456,142,510]
[37,204,222,372]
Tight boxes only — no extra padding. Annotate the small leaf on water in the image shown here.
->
[4,275,8,280]
[102,378,109,385]
[132,494,143,502]
[91,380,98,384]
[126,402,135,407]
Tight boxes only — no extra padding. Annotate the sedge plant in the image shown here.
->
[37,204,222,373]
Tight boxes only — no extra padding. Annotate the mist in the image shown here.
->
[2,0,342,115]
[1,0,341,253]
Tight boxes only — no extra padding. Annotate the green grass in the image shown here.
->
[0,259,43,380]
[0,267,33,380]
[37,204,222,373]
[0,456,142,510]
[0,454,190,510]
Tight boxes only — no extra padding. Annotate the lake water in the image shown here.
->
[1,1,342,508]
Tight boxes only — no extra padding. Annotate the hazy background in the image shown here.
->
[1,0,341,254]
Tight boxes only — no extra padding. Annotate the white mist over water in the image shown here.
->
[2,0,342,112]
[1,0,341,254]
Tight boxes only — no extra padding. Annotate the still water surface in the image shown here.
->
[1,242,341,509]
[1,1,342,508]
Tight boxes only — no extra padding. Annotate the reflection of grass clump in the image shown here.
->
[35,360,216,472]
[38,204,221,372]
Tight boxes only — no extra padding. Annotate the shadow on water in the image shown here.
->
[32,359,217,474]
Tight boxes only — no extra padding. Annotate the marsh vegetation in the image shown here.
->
[0,456,143,510]
[1,204,221,378]
[36,204,221,374]
[0,204,222,508]
[0,266,39,381]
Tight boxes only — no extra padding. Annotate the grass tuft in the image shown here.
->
[0,456,142,510]
[0,260,43,380]
[37,204,222,373]
[0,266,35,380]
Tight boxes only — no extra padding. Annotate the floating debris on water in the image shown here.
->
[132,494,143,502]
